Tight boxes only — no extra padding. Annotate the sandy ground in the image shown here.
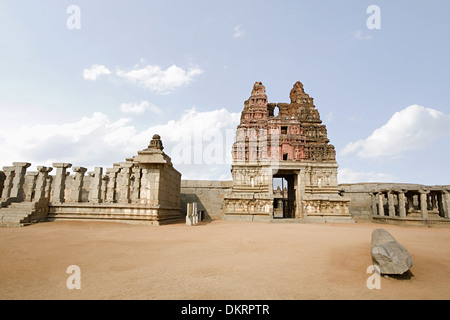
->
[1,219,450,300]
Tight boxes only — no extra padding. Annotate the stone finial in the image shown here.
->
[147,134,164,151]
[250,81,267,99]
[290,81,314,106]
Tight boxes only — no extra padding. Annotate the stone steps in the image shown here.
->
[0,202,34,227]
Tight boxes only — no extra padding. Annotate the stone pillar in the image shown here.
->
[186,203,193,225]
[442,190,450,219]
[370,193,378,216]
[377,192,385,217]
[25,171,39,202]
[88,167,103,204]
[35,166,53,200]
[101,175,108,202]
[45,176,53,199]
[388,190,396,217]
[9,162,31,200]
[420,190,429,219]
[106,167,120,203]
[0,171,5,200]
[431,193,437,211]
[193,202,198,224]
[118,163,133,204]
[131,167,141,203]
[52,163,72,203]
[1,166,15,201]
[71,167,87,203]
[398,191,407,218]
[407,194,414,212]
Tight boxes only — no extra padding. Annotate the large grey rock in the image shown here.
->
[371,228,413,275]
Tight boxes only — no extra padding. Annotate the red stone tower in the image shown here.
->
[225,81,352,222]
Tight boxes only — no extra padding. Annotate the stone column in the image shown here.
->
[388,190,396,217]
[442,190,450,219]
[186,203,193,225]
[377,192,385,217]
[131,167,141,203]
[25,171,39,202]
[406,194,414,212]
[101,175,108,202]
[10,162,31,200]
[420,190,429,219]
[1,166,15,201]
[45,176,53,199]
[431,193,437,211]
[370,193,378,216]
[398,191,407,218]
[71,167,87,203]
[118,163,133,204]
[0,171,5,200]
[88,167,103,204]
[52,163,72,203]
[35,166,53,200]
[105,167,120,203]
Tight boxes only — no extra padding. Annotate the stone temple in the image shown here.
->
[0,81,449,227]
[223,81,352,222]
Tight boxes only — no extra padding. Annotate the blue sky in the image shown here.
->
[0,1,449,184]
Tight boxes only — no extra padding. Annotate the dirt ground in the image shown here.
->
[1,219,450,300]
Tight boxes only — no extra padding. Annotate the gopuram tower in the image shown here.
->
[223,81,353,222]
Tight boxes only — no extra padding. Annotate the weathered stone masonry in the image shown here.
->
[0,135,181,226]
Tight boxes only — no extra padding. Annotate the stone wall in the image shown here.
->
[338,183,378,220]
[180,180,232,220]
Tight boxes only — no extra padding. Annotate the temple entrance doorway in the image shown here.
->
[273,172,297,219]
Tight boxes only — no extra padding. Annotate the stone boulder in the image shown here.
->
[371,228,413,275]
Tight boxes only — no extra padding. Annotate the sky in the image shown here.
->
[0,1,449,185]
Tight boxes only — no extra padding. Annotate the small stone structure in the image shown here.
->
[186,202,199,226]
[0,135,182,226]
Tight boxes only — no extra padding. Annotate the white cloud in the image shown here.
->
[116,64,204,94]
[233,24,245,38]
[0,112,139,169]
[338,168,397,184]
[351,30,373,41]
[135,107,240,171]
[341,105,450,159]
[119,101,161,115]
[0,108,240,180]
[83,64,112,80]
